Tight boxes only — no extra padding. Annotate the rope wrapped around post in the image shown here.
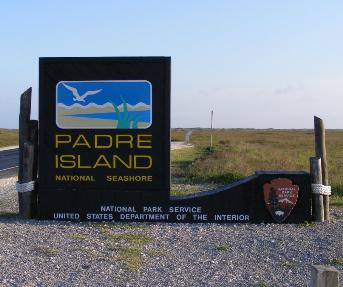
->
[311,184,331,196]
[16,181,36,193]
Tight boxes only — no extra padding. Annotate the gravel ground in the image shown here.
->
[0,176,342,287]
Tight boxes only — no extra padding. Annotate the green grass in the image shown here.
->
[0,129,18,147]
[331,195,343,206]
[253,283,270,287]
[107,233,152,245]
[330,257,343,265]
[116,247,142,270]
[2,128,342,205]
[32,246,58,257]
[113,233,152,271]
[215,245,230,251]
[68,234,88,240]
[171,147,203,181]
[98,229,153,271]
[170,129,343,205]
[0,211,17,218]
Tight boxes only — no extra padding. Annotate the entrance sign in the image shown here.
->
[38,57,311,223]
[38,57,170,219]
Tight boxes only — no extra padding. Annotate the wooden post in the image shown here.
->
[210,110,213,148]
[18,88,32,180]
[314,116,330,222]
[310,265,339,287]
[18,88,37,219]
[18,142,36,218]
[310,157,324,222]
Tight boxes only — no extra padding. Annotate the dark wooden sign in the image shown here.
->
[38,57,171,219]
[38,57,311,223]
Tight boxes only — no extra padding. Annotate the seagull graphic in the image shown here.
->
[62,83,102,102]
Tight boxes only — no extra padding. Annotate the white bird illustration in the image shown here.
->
[62,83,102,102]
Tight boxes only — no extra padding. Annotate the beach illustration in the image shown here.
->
[56,80,152,129]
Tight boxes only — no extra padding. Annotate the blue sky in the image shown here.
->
[1,1,342,128]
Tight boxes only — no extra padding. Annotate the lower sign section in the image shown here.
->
[38,171,311,223]
[52,206,250,223]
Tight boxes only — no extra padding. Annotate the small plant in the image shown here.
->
[110,96,141,128]
[215,245,230,251]
[117,247,142,271]
[299,221,316,227]
[0,212,17,218]
[32,246,58,257]
[330,257,343,265]
[106,233,153,271]
[68,234,88,240]
[107,233,152,245]
[281,261,297,268]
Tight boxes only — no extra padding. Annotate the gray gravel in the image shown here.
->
[0,176,342,287]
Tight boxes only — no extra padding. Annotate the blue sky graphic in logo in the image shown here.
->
[56,80,152,129]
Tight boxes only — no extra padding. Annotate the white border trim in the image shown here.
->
[55,80,152,129]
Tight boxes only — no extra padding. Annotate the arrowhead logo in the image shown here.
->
[263,178,299,223]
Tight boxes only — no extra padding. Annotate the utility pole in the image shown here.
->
[210,110,213,148]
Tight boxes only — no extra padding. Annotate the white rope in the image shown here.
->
[311,184,331,196]
[16,181,35,193]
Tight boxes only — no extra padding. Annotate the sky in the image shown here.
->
[0,1,342,129]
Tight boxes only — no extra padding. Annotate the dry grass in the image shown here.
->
[0,129,18,147]
[171,129,343,205]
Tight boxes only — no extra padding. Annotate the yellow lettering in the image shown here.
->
[93,155,111,168]
[77,155,92,168]
[55,134,71,148]
[137,134,152,148]
[115,134,133,148]
[59,155,76,168]
[72,134,91,148]
[134,155,152,169]
[95,135,112,148]
[113,155,132,168]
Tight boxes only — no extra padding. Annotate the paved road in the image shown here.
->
[0,148,18,178]
[0,148,18,171]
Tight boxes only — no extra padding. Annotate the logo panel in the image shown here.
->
[263,178,299,223]
[56,80,152,129]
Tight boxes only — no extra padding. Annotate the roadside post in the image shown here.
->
[314,116,331,222]
[17,88,38,218]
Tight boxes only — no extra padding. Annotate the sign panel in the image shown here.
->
[38,57,170,218]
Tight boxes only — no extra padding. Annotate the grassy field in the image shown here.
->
[0,129,18,148]
[1,128,342,205]
[171,128,343,205]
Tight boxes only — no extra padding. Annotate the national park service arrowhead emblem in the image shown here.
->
[263,178,299,223]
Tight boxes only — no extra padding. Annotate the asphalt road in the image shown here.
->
[0,148,18,178]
